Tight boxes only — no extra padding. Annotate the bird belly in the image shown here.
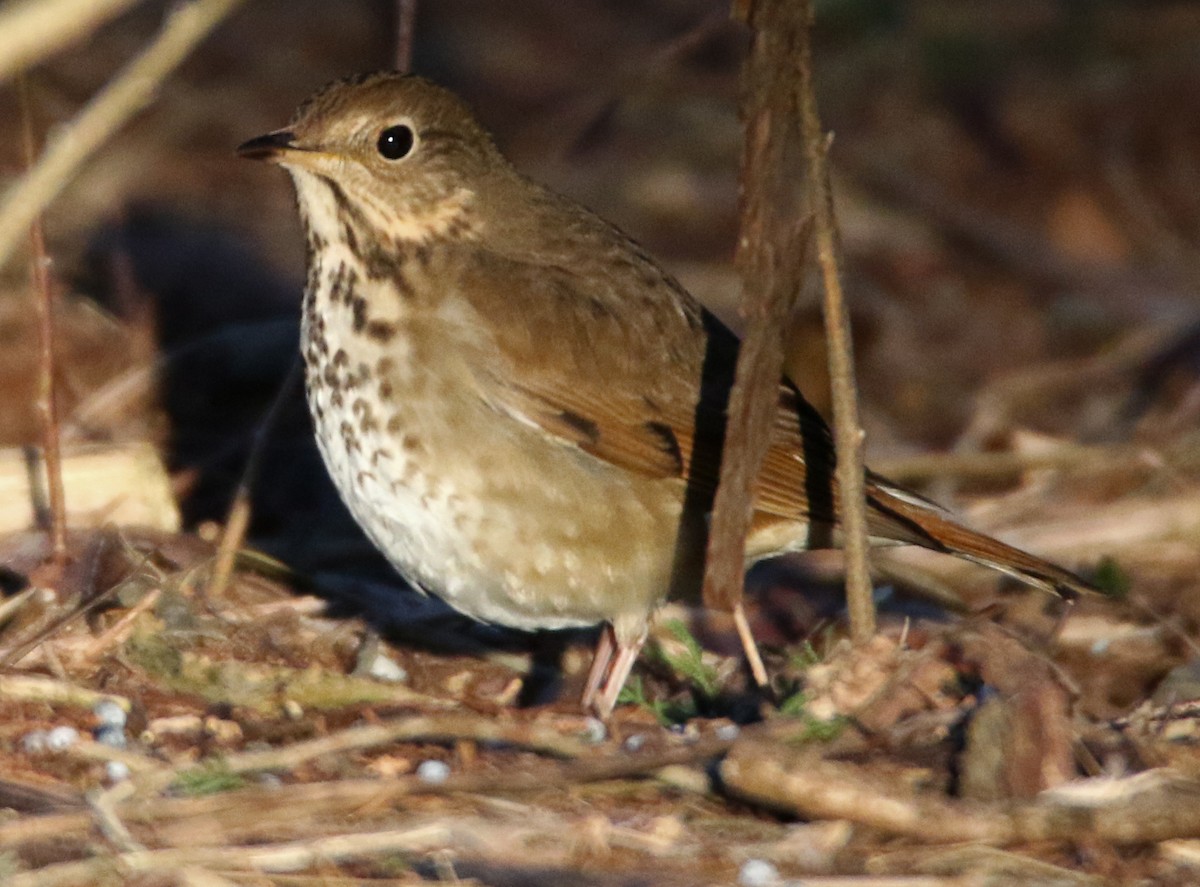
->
[303,311,683,634]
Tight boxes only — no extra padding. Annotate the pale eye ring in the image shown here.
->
[377,124,414,160]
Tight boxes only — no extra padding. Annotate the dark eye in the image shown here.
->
[377,124,414,160]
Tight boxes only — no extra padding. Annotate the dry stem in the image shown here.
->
[795,0,874,640]
[19,76,67,564]
[703,0,811,678]
[0,0,140,82]
[0,0,247,271]
[395,0,418,73]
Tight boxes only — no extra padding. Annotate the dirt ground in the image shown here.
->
[2,1,1200,884]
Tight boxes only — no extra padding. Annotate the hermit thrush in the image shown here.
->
[238,73,1091,717]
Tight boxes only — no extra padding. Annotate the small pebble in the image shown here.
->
[105,761,130,782]
[738,858,780,887]
[367,653,408,682]
[623,733,646,752]
[95,726,128,749]
[46,726,80,751]
[581,717,607,744]
[416,759,451,784]
[715,723,740,741]
[21,730,48,753]
[93,699,127,729]
[258,773,283,789]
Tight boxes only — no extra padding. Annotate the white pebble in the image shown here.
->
[581,717,607,744]
[258,773,283,789]
[21,730,48,753]
[738,858,780,887]
[623,733,646,752]
[93,700,127,729]
[416,759,451,784]
[46,726,80,751]
[716,723,740,741]
[95,726,127,749]
[105,761,130,782]
[367,654,408,682]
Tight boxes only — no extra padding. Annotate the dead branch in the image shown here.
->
[19,76,68,565]
[0,0,141,82]
[722,737,1200,845]
[0,0,247,271]
[794,0,873,639]
[703,0,812,683]
[395,0,418,73]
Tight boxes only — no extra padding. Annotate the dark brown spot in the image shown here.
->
[559,410,600,444]
[377,357,395,375]
[644,420,685,475]
[332,348,349,367]
[391,266,415,299]
[378,379,394,399]
[366,319,397,342]
[386,415,403,433]
[360,243,397,281]
[351,296,368,332]
[320,179,371,265]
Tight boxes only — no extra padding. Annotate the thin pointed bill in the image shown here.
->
[235,129,298,161]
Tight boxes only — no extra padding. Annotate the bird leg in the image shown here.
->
[581,622,647,718]
[592,634,646,718]
[581,623,615,711]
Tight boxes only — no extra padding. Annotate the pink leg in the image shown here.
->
[581,623,615,711]
[591,632,647,719]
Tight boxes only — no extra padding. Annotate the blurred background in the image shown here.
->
[2,0,1199,695]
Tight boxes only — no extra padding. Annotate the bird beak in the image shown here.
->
[236,129,299,162]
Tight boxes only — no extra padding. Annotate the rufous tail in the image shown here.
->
[865,479,1096,598]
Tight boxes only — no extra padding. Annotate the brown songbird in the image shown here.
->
[238,73,1091,716]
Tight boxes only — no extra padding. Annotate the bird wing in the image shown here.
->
[449,242,845,528]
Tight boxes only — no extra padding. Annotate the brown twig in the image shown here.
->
[0,0,141,82]
[19,77,67,566]
[703,0,811,681]
[395,0,418,74]
[795,0,874,640]
[125,712,595,799]
[0,0,247,272]
[722,736,1200,845]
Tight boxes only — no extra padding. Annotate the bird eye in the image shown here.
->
[377,124,414,160]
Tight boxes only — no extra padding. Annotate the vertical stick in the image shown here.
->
[795,0,874,639]
[395,0,418,74]
[18,77,67,565]
[703,0,811,678]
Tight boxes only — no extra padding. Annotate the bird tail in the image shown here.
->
[864,476,1097,598]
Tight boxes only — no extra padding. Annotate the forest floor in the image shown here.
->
[2,2,1200,884]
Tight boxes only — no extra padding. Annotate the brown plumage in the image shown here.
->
[238,73,1092,717]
